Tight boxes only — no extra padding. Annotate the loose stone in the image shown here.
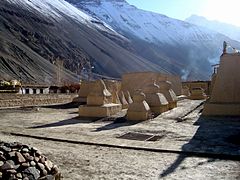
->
[0,161,4,166]
[22,162,30,168]
[42,169,48,176]
[36,151,42,157]
[34,157,40,163]
[6,160,15,166]
[8,151,16,158]
[6,169,17,174]
[0,155,6,161]
[21,148,29,153]
[40,157,46,164]
[16,152,26,163]
[39,174,55,180]
[23,167,40,180]
[30,161,36,166]
[16,172,22,179]
[26,155,34,162]
[37,163,45,171]
[44,160,53,172]
[1,146,11,152]
[31,147,38,152]
[1,162,14,171]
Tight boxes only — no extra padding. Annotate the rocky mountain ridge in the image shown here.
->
[0,0,165,84]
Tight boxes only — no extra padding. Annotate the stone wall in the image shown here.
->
[0,94,77,108]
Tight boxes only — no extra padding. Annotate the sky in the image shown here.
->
[126,0,240,27]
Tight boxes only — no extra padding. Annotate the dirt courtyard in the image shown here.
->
[0,99,240,180]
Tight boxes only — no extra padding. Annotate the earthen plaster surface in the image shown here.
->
[0,99,240,179]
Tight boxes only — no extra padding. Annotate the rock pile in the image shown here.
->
[0,142,60,180]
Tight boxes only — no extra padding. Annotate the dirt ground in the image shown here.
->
[0,99,240,180]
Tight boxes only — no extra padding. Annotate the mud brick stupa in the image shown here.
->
[143,81,169,114]
[127,91,151,121]
[158,80,177,109]
[76,81,95,103]
[203,42,240,116]
[79,80,122,117]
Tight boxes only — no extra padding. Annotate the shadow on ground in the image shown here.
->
[43,102,83,109]
[160,115,240,178]
[30,116,142,131]
[93,117,143,132]
[30,116,100,129]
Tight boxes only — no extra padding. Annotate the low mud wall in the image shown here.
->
[182,81,211,95]
[0,94,77,108]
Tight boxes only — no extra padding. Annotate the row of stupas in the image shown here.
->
[78,76,178,121]
[78,41,240,118]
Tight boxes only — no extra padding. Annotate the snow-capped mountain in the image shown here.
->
[69,0,216,44]
[68,0,240,80]
[186,15,240,43]
[1,0,165,83]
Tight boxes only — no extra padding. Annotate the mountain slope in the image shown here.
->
[1,0,166,83]
[186,15,240,42]
[68,0,240,80]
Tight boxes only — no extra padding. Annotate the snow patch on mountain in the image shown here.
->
[7,0,90,21]
[73,0,219,45]
[6,0,123,37]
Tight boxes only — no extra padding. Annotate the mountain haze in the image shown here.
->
[68,0,240,80]
[186,15,240,43]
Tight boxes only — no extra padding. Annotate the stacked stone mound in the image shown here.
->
[0,142,60,180]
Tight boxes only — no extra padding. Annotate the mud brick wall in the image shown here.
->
[182,81,211,95]
[0,94,77,108]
